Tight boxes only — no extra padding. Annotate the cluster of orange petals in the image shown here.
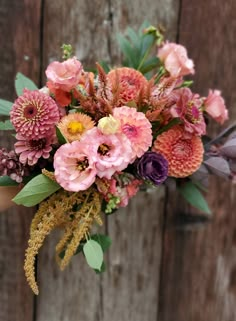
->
[153,125,204,177]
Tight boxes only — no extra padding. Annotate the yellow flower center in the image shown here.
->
[67,121,84,134]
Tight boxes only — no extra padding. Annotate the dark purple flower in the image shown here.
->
[136,151,168,185]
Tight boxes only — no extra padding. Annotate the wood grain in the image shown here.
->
[158,2,236,321]
[36,1,179,321]
[0,1,42,321]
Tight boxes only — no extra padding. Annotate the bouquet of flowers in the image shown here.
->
[0,23,234,295]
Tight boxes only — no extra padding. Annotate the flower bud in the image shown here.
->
[98,115,120,135]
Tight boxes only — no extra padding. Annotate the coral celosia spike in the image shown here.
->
[96,62,107,87]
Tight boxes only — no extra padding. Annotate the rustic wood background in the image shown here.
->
[0,1,236,321]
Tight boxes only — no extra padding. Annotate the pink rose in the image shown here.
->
[204,90,228,124]
[46,57,83,91]
[158,42,195,77]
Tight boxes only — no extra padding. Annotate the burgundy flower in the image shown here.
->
[0,148,28,183]
[135,151,168,185]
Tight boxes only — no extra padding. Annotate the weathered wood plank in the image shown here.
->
[36,2,110,321]
[103,2,180,321]
[0,1,42,321]
[36,1,179,321]
[158,2,236,321]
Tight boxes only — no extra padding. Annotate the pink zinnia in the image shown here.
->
[10,89,60,140]
[81,127,133,179]
[14,134,54,166]
[170,87,206,136]
[113,106,152,162]
[54,141,97,192]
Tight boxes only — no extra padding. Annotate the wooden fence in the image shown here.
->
[0,1,236,320]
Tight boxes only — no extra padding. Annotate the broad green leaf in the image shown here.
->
[140,33,155,58]
[13,174,61,207]
[117,34,139,68]
[0,176,18,186]
[91,234,112,252]
[0,120,14,130]
[126,27,140,49]
[178,181,211,215]
[139,56,160,74]
[83,239,103,271]
[94,261,106,274]
[15,72,38,96]
[56,126,68,144]
[0,99,12,116]
[61,234,111,259]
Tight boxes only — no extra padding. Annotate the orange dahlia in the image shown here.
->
[152,125,204,177]
[107,67,147,106]
[57,113,95,142]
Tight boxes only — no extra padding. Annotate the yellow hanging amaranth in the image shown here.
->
[24,187,102,295]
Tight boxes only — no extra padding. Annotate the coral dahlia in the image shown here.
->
[153,125,204,177]
[57,112,95,142]
[107,67,148,106]
[10,89,60,140]
[113,106,152,162]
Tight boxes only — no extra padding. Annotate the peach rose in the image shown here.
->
[204,90,228,124]
[46,57,83,91]
[158,42,195,77]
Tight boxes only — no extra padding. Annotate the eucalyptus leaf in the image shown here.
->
[13,174,61,207]
[220,138,236,158]
[178,181,211,215]
[0,120,14,130]
[15,72,38,96]
[83,239,103,271]
[204,157,230,178]
[0,176,18,186]
[0,99,12,116]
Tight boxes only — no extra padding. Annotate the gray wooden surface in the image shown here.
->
[0,1,236,321]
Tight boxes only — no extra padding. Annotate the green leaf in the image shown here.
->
[83,239,103,271]
[15,72,38,96]
[56,126,68,144]
[126,27,140,49]
[0,120,14,130]
[12,174,61,207]
[139,56,160,74]
[155,118,181,137]
[0,176,18,186]
[94,261,106,274]
[178,181,211,215]
[117,34,139,68]
[0,99,13,116]
[91,234,112,252]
